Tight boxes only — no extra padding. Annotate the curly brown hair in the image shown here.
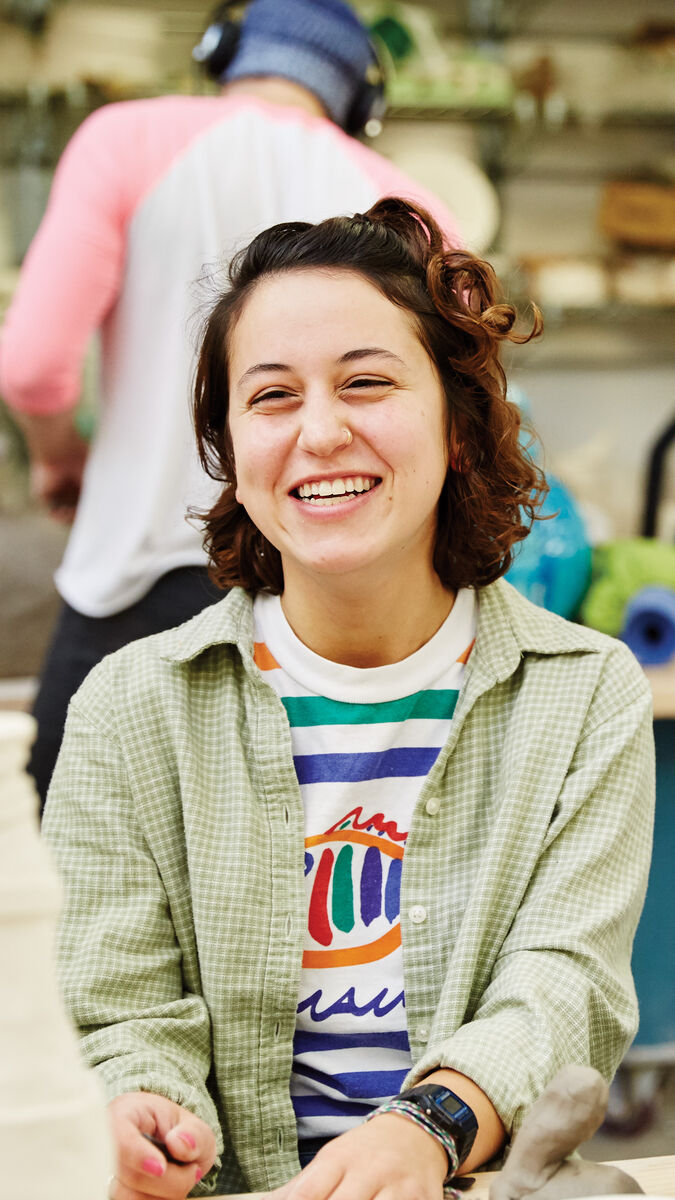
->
[192,196,546,594]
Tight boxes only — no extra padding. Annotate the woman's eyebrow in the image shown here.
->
[236,347,406,388]
[237,361,290,386]
[339,347,406,367]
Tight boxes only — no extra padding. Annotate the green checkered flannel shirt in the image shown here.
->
[43,579,655,1195]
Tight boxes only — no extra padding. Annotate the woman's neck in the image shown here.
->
[279,569,456,668]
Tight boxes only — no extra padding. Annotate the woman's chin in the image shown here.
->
[282,546,384,587]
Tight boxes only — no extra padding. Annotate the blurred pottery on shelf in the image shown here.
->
[0,4,163,90]
[520,256,610,308]
[612,254,675,306]
[600,182,675,251]
[381,143,500,253]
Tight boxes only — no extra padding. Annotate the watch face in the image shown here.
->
[436,1090,465,1118]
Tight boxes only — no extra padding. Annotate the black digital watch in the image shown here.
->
[395,1084,478,1166]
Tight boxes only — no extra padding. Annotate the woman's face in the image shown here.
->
[227,268,450,595]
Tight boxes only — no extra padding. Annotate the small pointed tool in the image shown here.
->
[142,1132,185,1166]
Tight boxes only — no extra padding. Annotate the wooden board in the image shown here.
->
[214,1155,675,1200]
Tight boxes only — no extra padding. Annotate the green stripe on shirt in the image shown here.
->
[281,690,459,727]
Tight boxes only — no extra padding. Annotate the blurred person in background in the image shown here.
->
[0,0,461,809]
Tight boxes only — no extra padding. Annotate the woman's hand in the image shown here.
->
[267,1112,448,1200]
[108,1092,217,1200]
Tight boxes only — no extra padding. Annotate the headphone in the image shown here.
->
[192,0,386,137]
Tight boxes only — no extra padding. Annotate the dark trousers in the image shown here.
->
[30,566,224,813]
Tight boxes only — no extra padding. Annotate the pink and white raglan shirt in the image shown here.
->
[0,95,462,617]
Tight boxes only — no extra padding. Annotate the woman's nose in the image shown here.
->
[296,399,349,457]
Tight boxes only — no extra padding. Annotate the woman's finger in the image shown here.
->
[281,1153,345,1200]
[264,1174,303,1200]
[164,1112,217,1176]
[116,1156,202,1200]
[108,1173,167,1200]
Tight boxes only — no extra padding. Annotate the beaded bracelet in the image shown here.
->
[365,1098,462,1197]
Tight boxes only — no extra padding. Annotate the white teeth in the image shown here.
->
[295,476,377,500]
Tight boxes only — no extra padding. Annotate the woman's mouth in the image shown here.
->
[292,475,381,506]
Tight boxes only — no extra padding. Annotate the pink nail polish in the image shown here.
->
[179,1131,197,1150]
[195,1167,204,1181]
[142,1157,165,1178]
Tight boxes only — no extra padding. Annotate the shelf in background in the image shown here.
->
[504,304,675,370]
[385,105,674,129]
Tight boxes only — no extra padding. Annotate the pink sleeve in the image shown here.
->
[0,105,133,414]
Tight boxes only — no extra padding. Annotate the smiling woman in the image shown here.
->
[223,265,454,662]
[42,198,655,1200]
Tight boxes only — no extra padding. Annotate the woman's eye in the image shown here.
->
[250,388,293,404]
[345,377,391,391]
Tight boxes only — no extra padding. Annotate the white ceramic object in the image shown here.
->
[0,711,113,1200]
[526,257,610,307]
[385,143,501,252]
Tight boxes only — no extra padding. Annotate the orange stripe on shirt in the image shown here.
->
[254,642,281,672]
[457,638,475,665]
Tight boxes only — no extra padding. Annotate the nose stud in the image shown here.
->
[341,427,353,447]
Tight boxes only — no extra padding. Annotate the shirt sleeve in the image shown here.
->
[407,649,655,1137]
[0,105,133,414]
[41,661,224,1158]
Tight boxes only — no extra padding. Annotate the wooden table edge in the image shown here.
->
[213,1154,675,1199]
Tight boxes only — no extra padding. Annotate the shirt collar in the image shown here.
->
[158,587,255,664]
[473,577,602,685]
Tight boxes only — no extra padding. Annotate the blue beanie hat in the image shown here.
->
[223,0,378,130]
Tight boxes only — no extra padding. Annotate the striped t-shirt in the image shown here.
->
[253,589,476,1158]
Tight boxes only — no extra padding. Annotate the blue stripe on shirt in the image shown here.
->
[294,1029,410,1054]
[294,746,441,784]
[292,1094,376,1119]
[293,1062,409,1099]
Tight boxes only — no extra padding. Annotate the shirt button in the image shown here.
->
[425,797,441,815]
[417,1025,430,1042]
[409,904,427,924]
